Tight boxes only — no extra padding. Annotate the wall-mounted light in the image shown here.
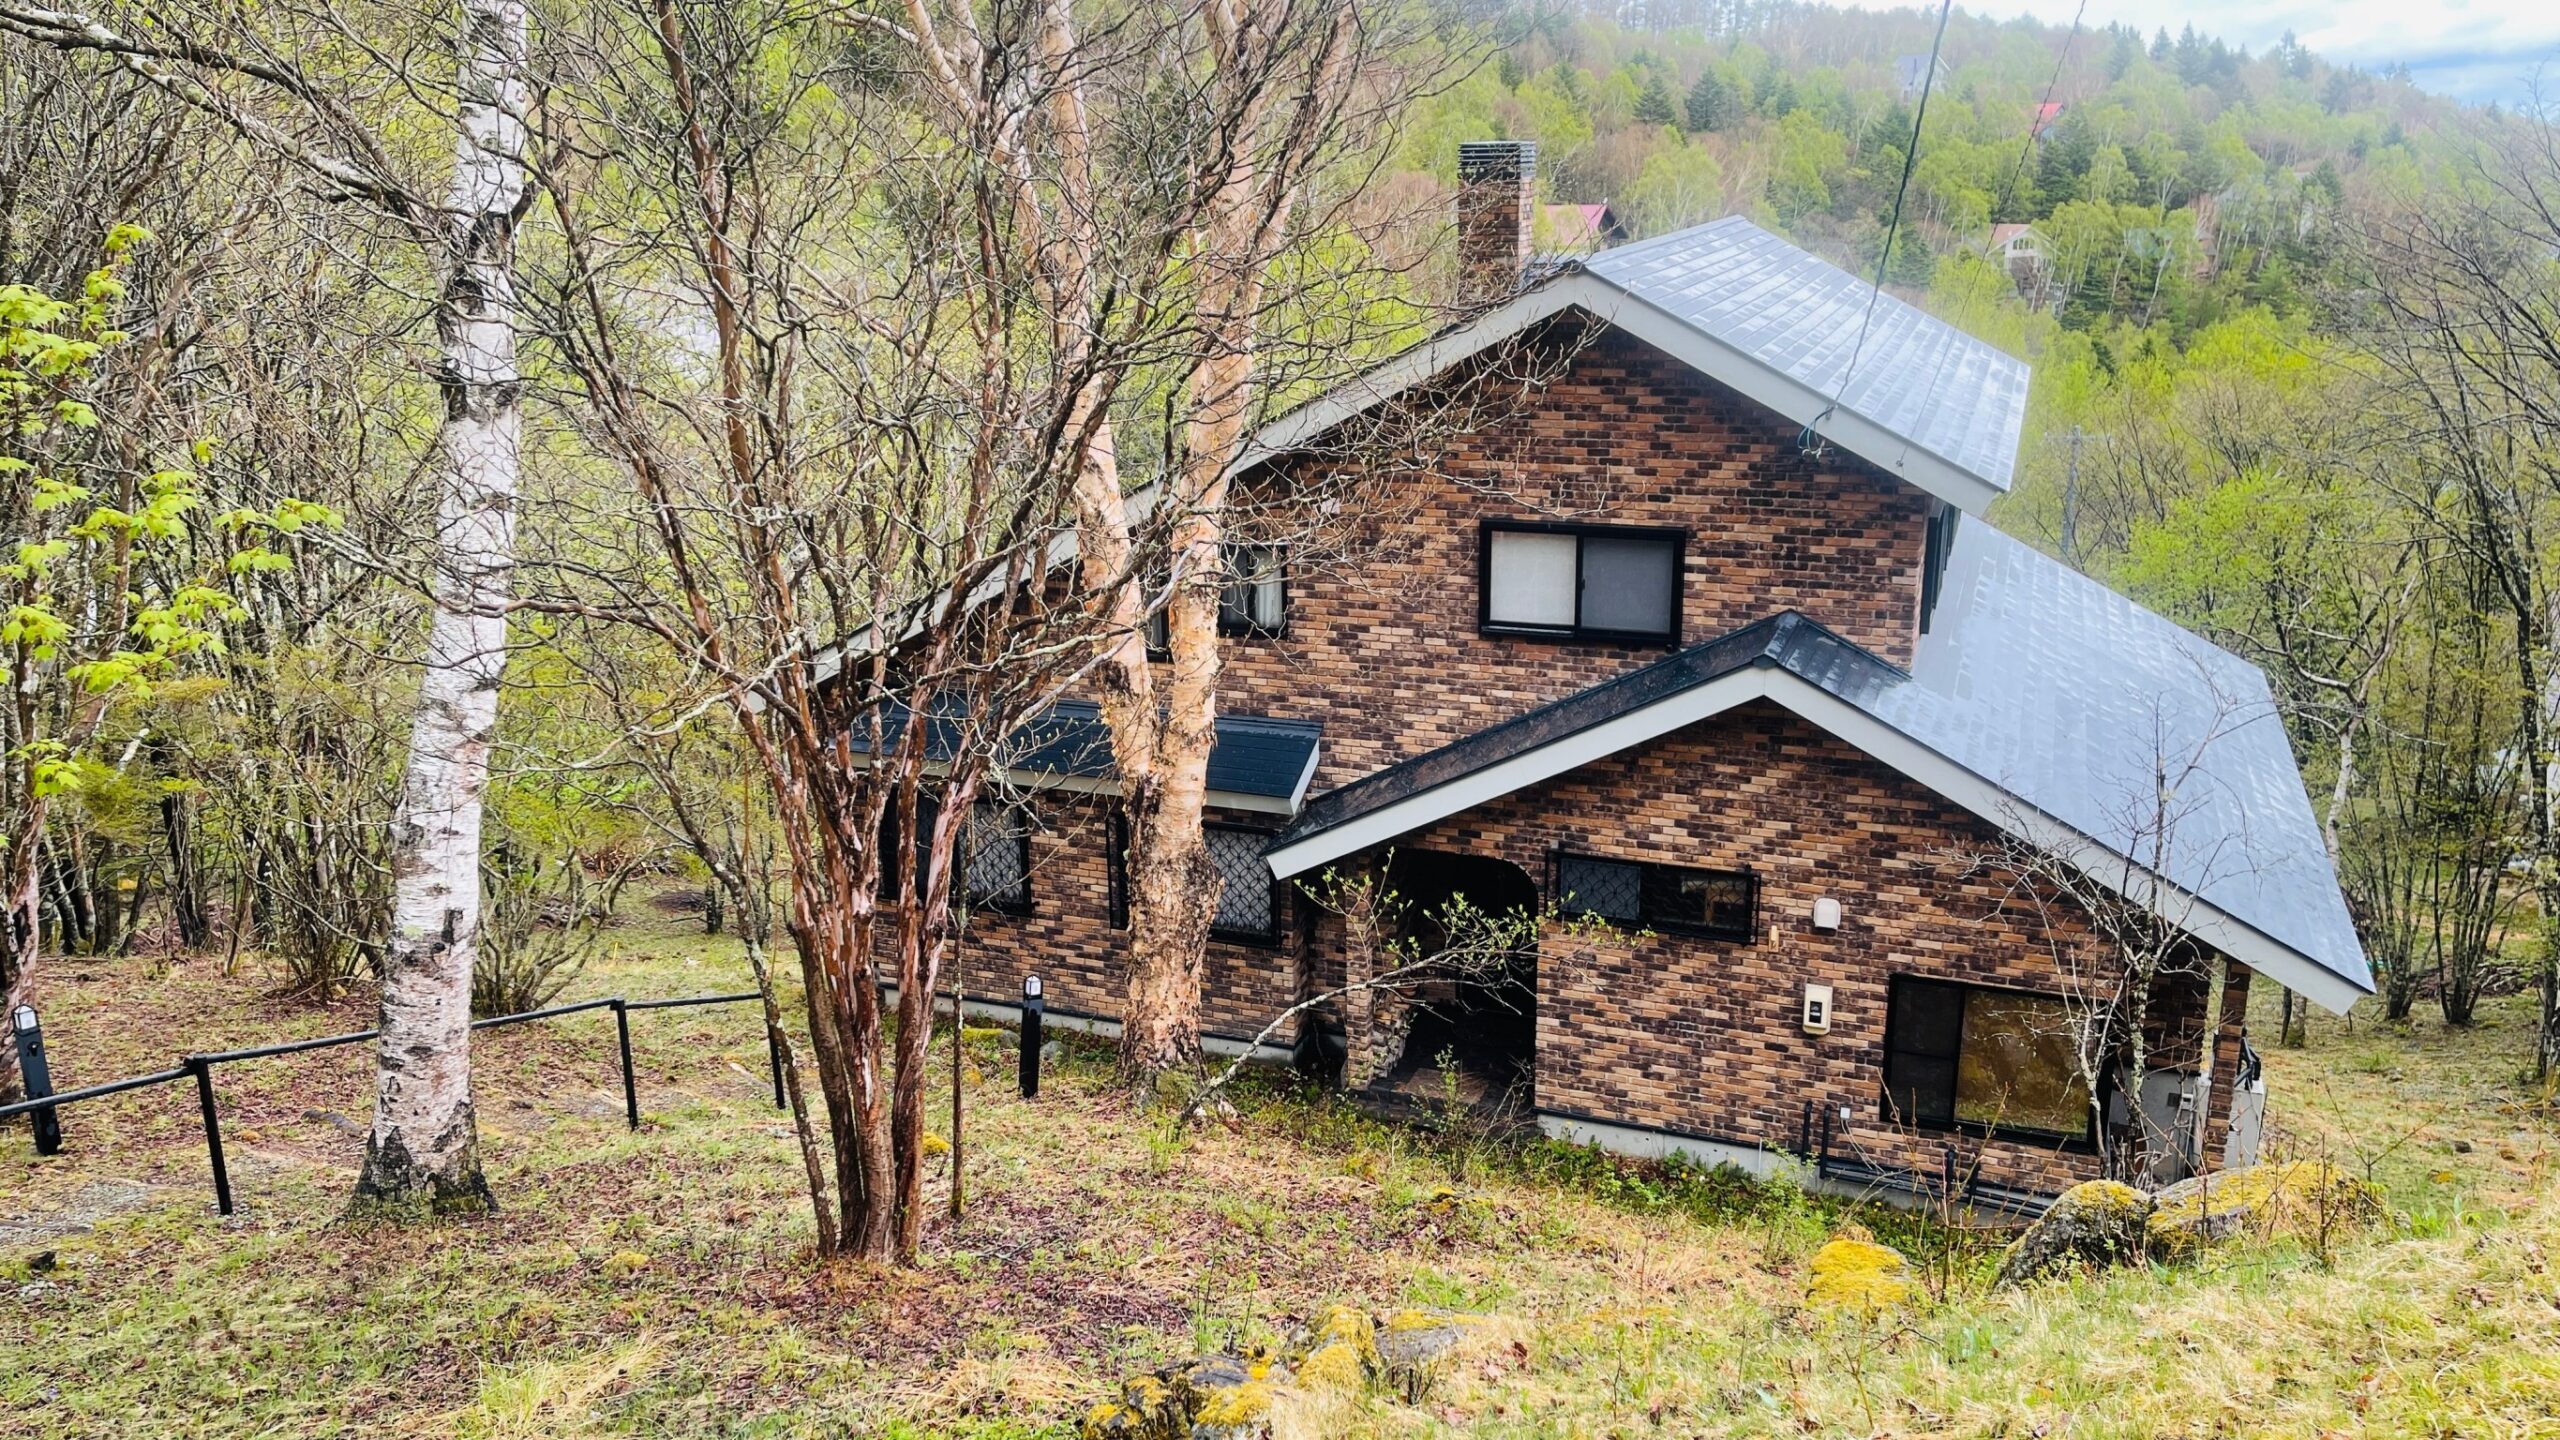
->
[1811,897,1843,932]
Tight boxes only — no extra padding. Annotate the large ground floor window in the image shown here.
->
[1881,977,2090,1141]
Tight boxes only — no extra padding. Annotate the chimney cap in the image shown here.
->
[1458,140,1538,181]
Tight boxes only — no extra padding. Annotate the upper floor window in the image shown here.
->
[1220,544,1287,636]
[1882,978,2090,1141]
[1554,852,1754,941]
[1145,544,1286,653]
[1480,521,1682,643]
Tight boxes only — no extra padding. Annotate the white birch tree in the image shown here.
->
[2,0,532,1206]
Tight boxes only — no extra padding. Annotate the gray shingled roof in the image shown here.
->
[1583,217,2032,492]
[1267,522,2369,1004]
[850,699,1320,804]
[1880,521,2366,993]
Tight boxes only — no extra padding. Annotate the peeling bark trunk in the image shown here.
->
[353,0,525,1215]
[1115,138,1291,1088]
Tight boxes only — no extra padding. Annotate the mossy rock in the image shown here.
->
[1080,1355,1276,1440]
[1188,1378,1278,1438]
[1080,1372,1185,1440]
[2146,1162,2381,1259]
[1806,1236,1911,1314]
[1994,1179,2153,1289]
[1375,1308,1478,1373]
[1288,1304,1380,1394]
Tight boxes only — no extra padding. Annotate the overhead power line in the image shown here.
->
[1801,0,1952,459]
[1995,0,2089,224]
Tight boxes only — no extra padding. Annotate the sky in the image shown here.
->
[1877,1,2560,105]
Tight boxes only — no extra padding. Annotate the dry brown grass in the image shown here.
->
[2,902,2556,1437]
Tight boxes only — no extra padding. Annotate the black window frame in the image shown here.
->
[1203,820,1283,946]
[1106,807,1131,931]
[1919,503,1959,635]
[878,795,1034,917]
[1217,543,1288,638]
[1478,520,1686,646]
[1550,850,1757,943]
[1140,544,1287,656]
[957,799,1035,916]
[1880,976,2094,1147]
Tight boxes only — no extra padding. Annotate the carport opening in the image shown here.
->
[1374,849,1540,1111]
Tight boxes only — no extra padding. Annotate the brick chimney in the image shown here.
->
[1456,140,1537,307]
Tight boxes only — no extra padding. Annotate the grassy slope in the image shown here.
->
[2,899,2555,1439]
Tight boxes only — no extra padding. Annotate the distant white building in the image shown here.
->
[1988,223,2050,275]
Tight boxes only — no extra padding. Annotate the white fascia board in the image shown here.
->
[1285,738,1323,812]
[1231,273,2006,518]
[789,526,1091,709]
[1263,666,1780,879]
[1263,664,2368,1013]
[1766,685,2369,1014]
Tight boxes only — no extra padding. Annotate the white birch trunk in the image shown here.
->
[353,0,526,1212]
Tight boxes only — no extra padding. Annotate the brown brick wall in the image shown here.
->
[1208,323,1933,788]
[1356,699,2215,1196]
[944,793,1301,1046]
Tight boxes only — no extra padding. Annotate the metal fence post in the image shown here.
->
[11,1005,61,1156]
[611,1000,639,1131]
[765,1025,786,1111]
[186,1056,234,1216]
[1018,975,1043,1099]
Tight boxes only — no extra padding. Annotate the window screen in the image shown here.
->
[1482,524,1681,641]
[1204,824,1278,942]
[1485,530,1579,628]
[1554,853,1753,941]
[1883,979,2090,1140]
[1578,535,1679,635]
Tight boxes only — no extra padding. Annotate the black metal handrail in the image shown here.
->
[0,990,783,1215]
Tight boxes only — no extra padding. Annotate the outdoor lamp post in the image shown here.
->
[1018,975,1044,1099]
[13,1003,62,1155]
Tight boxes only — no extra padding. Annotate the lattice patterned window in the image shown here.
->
[961,801,1031,913]
[1554,852,1754,941]
[1204,823,1279,943]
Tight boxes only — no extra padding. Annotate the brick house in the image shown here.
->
[898,141,2370,1205]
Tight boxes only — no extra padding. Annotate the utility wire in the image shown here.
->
[1995,0,2088,225]
[1801,0,1952,458]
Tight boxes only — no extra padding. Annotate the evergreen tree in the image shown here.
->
[1498,49,1523,90]
[2107,27,2140,81]
[2151,26,2171,61]
[1635,72,1678,127]
[1685,68,1734,132]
